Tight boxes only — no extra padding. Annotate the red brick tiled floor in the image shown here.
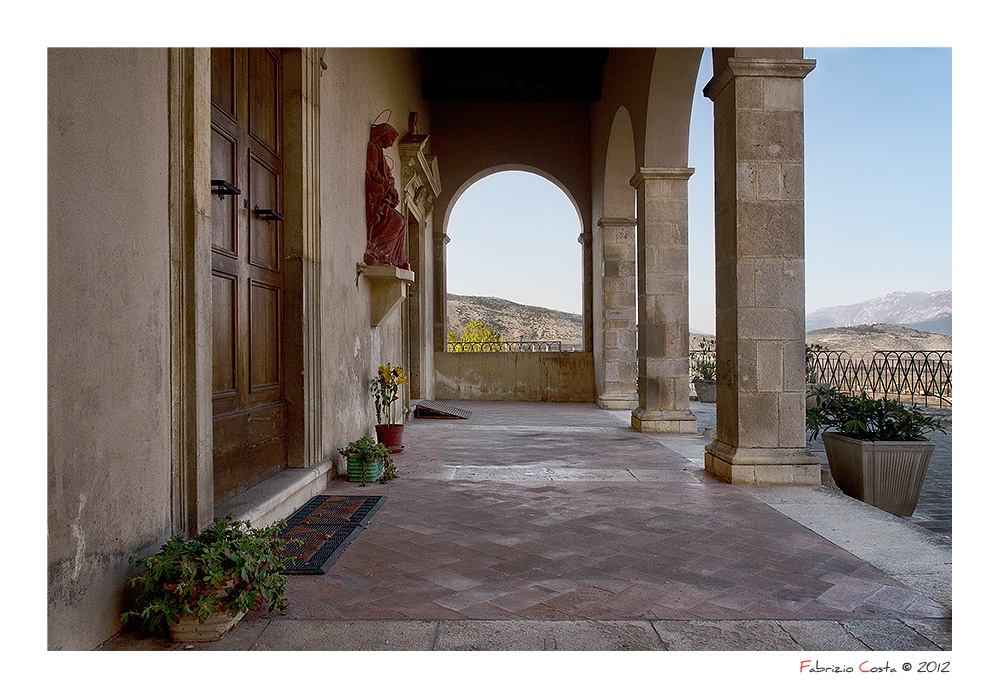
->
[267,402,949,623]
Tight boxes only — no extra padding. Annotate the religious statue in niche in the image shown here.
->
[365,118,410,270]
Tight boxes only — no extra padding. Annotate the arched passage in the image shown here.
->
[595,106,639,408]
[443,167,585,343]
[629,47,702,432]
[432,166,596,402]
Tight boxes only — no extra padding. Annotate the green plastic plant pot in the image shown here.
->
[346,453,384,483]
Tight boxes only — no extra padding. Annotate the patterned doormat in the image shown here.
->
[278,495,385,575]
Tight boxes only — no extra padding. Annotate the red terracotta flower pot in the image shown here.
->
[375,424,404,453]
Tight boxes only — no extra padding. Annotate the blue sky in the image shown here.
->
[446,47,952,334]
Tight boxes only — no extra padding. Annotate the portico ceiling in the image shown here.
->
[419,48,610,101]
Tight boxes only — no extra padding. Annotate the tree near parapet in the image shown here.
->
[447,320,506,352]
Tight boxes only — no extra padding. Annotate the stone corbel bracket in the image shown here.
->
[399,133,441,216]
[362,264,415,327]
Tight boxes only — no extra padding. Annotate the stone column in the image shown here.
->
[702,53,820,484]
[630,168,697,433]
[596,216,638,409]
[432,230,450,352]
[579,230,593,352]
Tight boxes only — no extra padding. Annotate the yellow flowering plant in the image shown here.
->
[370,363,407,425]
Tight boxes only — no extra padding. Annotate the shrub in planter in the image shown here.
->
[690,339,716,403]
[339,435,398,486]
[121,515,297,642]
[806,387,944,516]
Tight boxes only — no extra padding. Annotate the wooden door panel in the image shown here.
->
[249,157,280,270]
[249,282,280,391]
[211,47,287,507]
[211,48,236,118]
[211,273,238,409]
[249,48,279,154]
[213,402,287,504]
[211,127,239,255]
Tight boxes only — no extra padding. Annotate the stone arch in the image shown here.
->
[643,48,703,167]
[441,164,585,239]
[604,107,636,218]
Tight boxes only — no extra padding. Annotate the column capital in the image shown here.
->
[704,57,816,101]
[630,167,695,189]
[597,216,637,228]
[432,230,450,245]
[577,230,592,244]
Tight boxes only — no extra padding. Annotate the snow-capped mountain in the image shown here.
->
[806,290,951,335]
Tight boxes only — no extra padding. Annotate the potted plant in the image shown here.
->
[120,515,296,642]
[690,339,716,403]
[806,387,944,516]
[370,362,408,452]
[338,435,398,486]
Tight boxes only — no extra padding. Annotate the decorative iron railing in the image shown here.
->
[447,340,564,353]
[687,349,952,408]
[808,349,951,407]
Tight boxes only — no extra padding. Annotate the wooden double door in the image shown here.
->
[210,48,287,505]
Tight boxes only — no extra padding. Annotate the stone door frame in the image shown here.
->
[167,47,326,535]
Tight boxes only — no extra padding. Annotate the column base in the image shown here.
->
[598,392,639,410]
[704,440,820,485]
[631,408,698,433]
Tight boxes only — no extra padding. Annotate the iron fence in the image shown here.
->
[447,340,564,352]
[808,349,951,408]
[686,348,952,408]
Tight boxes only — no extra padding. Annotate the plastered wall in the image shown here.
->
[318,48,431,469]
[48,48,174,650]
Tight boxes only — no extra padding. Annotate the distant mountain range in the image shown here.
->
[806,290,951,335]
[805,324,951,353]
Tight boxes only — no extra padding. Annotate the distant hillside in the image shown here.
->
[446,294,952,355]
[447,294,583,348]
[806,290,951,335]
[805,324,952,353]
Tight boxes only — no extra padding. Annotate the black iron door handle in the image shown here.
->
[253,207,284,222]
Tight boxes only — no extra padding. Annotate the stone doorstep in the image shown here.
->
[215,460,333,529]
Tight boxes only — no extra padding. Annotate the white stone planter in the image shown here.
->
[169,608,246,643]
[693,379,716,403]
[821,432,935,517]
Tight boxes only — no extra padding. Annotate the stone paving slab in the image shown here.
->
[100,619,950,651]
[252,619,437,650]
[434,620,665,650]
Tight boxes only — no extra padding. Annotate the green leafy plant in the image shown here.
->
[121,515,296,637]
[690,338,716,382]
[805,342,828,383]
[806,386,944,442]
[339,435,397,486]
[370,362,407,425]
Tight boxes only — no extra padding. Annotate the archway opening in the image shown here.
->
[445,170,584,350]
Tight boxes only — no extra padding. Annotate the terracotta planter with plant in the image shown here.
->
[371,362,408,452]
[807,387,944,517]
[339,435,397,486]
[121,515,297,642]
